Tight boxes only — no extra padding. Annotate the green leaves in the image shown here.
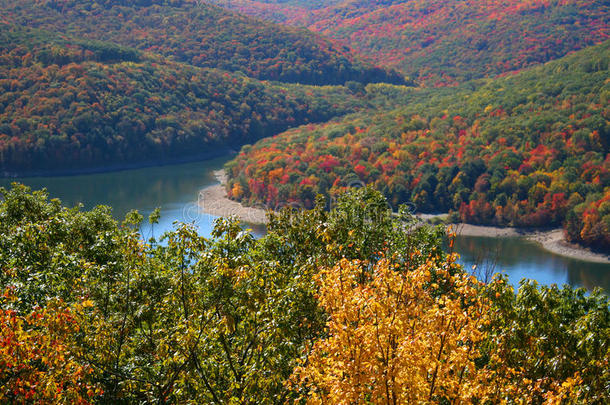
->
[123,209,144,227]
[482,277,610,403]
[1,184,608,402]
[149,207,161,225]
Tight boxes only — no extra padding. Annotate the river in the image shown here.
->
[2,158,608,292]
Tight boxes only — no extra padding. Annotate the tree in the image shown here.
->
[292,256,493,403]
[1,184,608,403]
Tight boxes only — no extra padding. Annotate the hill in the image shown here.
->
[0,24,367,174]
[225,40,610,249]
[0,0,403,85]
[210,0,609,86]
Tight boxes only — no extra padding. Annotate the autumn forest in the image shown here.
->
[1,0,609,403]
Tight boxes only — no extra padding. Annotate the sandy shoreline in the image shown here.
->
[199,170,609,264]
[198,170,269,224]
[525,229,610,264]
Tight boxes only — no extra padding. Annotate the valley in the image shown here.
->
[1,1,609,403]
[2,158,608,292]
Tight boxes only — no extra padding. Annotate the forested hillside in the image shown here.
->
[0,24,367,174]
[1,1,609,403]
[211,0,609,86]
[226,41,610,249]
[0,0,402,85]
[1,185,608,403]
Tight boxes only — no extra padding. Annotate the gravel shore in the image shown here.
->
[442,222,609,264]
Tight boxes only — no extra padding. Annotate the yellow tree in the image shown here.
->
[293,255,493,404]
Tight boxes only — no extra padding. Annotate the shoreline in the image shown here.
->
[1,149,236,179]
[198,170,269,225]
[199,170,610,264]
[446,222,610,264]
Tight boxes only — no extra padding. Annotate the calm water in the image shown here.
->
[0,158,231,239]
[2,159,608,292]
[454,236,610,292]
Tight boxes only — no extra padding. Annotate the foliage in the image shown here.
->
[211,0,610,86]
[292,256,493,403]
[1,185,608,402]
[293,257,610,404]
[0,24,372,173]
[0,292,100,403]
[480,277,610,403]
[226,41,610,249]
[0,184,444,402]
[0,0,402,85]
[567,189,610,248]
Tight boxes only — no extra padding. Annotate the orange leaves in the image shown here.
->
[293,256,492,403]
[231,182,244,199]
[0,291,99,404]
[574,189,610,248]
[267,166,284,183]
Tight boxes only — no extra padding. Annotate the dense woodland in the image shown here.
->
[211,0,609,86]
[0,0,402,85]
[0,0,407,174]
[1,1,610,401]
[0,24,374,173]
[1,185,608,403]
[226,41,610,249]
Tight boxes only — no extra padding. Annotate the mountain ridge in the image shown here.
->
[1,0,403,85]
[0,23,370,173]
[210,0,610,86]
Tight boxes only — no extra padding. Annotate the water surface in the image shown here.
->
[454,235,610,292]
[2,159,608,292]
[0,158,228,238]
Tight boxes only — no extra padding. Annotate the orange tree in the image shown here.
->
[0,290,99,403]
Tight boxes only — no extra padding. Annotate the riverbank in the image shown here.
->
[198,170,269,224]
[526,229,610,264]
[199,170,609,264]
[445,222,610,264]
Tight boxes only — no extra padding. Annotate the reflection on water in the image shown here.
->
[454,235,610,292]
[2,159,608,292]
[0,158,230,237]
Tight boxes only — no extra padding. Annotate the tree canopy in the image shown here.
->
[211,0,610,86]
[0,0,402,85]
[226,40,610,249]
[1,184,608,403]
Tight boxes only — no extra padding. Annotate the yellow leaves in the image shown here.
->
[231,182,244,199]
[294,256,493,404]
[267,167,284,184]
[222,314,236,334]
